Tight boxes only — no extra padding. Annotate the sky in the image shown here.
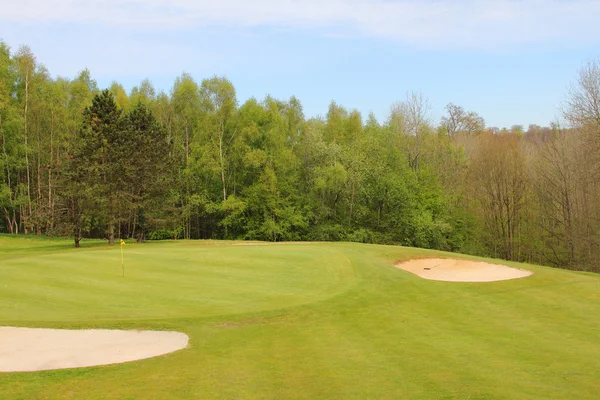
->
[1,0,600,128]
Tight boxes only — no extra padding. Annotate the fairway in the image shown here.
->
[1,236,600,399]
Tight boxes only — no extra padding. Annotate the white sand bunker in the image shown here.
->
[0,327,188,372]
[395,258,532,282]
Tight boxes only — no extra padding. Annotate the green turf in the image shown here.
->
[1,236,599,399]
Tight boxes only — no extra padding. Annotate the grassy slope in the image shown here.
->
[0,236,599,399]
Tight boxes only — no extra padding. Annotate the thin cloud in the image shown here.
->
[3,0,600,48]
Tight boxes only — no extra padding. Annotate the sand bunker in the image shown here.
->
[0,327,188,372]
[395,258,532,282]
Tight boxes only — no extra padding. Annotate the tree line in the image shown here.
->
[1,42,599,272]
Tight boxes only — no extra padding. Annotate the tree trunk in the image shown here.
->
[20,203,27,234]
[219,122,227,201]
[131,207,137,241]
[185,124,189,166]
[48,112,53,231]
[71,199,80,247]
[12,209,18,234]
[349,180,355,222]
[4,207,13,234]
[36,122,42,235]
[23,69,32,232]
[108,223,115,244]
[1,115,13,234]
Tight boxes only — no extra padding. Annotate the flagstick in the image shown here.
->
[121,241,125,277]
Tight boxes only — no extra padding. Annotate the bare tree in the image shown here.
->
[564,59,600,129]
[13,45,36,233]
[441,103,485,137]
[558,59,600,270]
[528,121,600,272]
[470,133,528,260]
[389,92,432,174]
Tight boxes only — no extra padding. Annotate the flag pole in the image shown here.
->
[120,239,125,277]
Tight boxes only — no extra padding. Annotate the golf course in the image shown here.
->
[1,235,599,399]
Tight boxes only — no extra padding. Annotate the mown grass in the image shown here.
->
[1,236,599,399]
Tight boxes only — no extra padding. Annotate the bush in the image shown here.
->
[306,224,347,242]
[346,228,374,244]
[147,227,183,240]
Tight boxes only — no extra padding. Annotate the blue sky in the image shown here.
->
[2,0,599,128]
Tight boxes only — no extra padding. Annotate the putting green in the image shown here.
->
[0,239,355,322]
[1,236,600,400]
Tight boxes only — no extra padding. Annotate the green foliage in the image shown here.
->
[147,227,183,240]
[306,223,347,241]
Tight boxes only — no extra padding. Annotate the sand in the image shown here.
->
[0,327,188,372]
[395,258,532,282]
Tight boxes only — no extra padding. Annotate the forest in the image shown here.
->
[1,42,599,272]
